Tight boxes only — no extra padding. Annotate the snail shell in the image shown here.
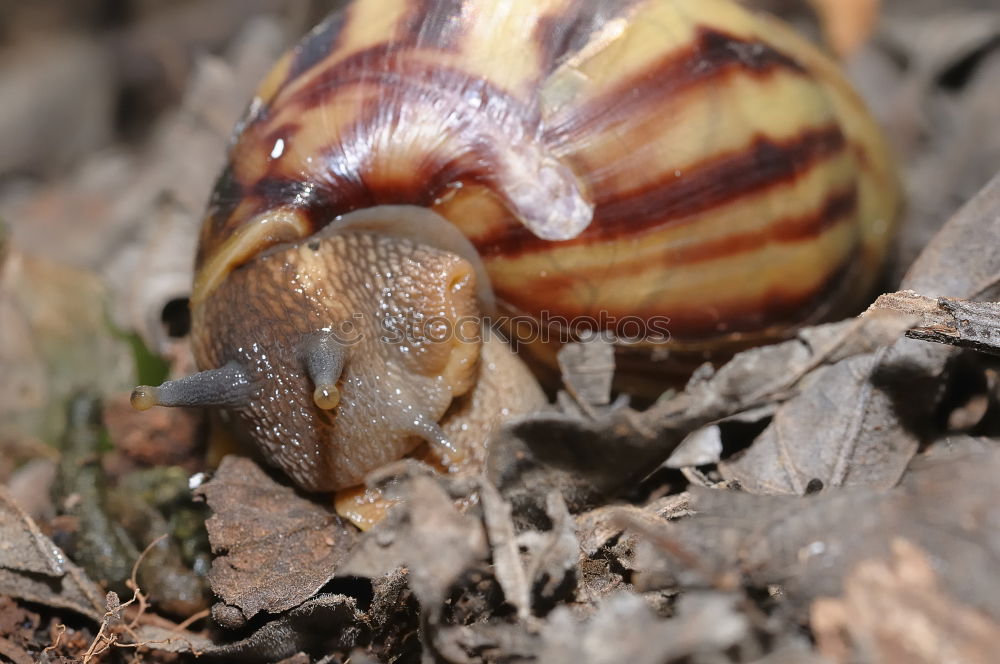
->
[133,0,899,492]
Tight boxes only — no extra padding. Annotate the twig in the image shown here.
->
[82,534,168,663]
[869,291,1000,357]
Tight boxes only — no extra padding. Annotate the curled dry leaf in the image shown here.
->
[0,487,104,622]
[812,538,1000,664]
[195,455,358,621]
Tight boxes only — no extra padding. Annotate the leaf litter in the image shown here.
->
[0,1,998,662]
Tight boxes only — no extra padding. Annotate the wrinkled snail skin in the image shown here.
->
[133,0,899,492]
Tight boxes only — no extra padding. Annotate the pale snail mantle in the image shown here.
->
[132,0,900,494]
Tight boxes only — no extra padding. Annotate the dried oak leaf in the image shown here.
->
[0,487,104,621]
[812,538,1000,664]
[195,455,358,620]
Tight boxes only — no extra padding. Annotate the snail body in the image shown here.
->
[134,0,899,492]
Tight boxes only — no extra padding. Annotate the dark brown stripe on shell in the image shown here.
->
[286,42,533,116]
[397,0,467,50]
[591,185,858,276]
[248,177,340,221]
[544,26,808,146]
[198,164,246,266]
[533,0,645,72]
[288,9,350,80]
[475,124,848,258]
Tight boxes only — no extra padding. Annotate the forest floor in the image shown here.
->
[1,1,999,662]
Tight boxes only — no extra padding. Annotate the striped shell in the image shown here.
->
[196,0,897,343]
[178,0,898,491]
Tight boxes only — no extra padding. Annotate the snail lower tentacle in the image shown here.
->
[301,331,347,410]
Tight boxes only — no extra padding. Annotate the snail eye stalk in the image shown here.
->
[131,361,251,410]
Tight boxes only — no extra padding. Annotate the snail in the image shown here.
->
[132,0,899,494]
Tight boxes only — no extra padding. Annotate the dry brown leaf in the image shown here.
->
[479,479,530,619]
[0,487,104,621]
[341,474,488,614]
[812,538,1000,664]
[718,350,918,493]
[539,591,748,664]
[195,455,358,620]
[135,593,363,661]
[489,310,916,520]
[628,448,1000,616]
[903,170,1000,300]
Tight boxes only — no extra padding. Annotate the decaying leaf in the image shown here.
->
[0,487,104,621]
[557,333,616,408]
[629,447,1000,616]
[718,349,919,493]
[489,307,918,517]
[538,591,748,664]
[195,455,358,620]
[341,473,487,615]
[136,593,364,662]
[902,170,1000,300]
[812,538,1000,664]
[479,479,530,619]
